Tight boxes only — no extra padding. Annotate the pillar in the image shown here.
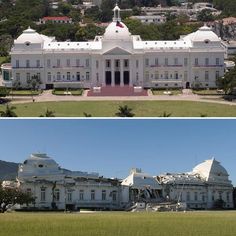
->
[120,59,124,87]
[111,60,114,87]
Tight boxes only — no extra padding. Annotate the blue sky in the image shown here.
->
[0,119,235,185]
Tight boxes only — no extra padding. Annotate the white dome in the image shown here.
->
[192,158,230,183]
[191,25,220,42]
[103,21,131,40]
[15,27,44,44]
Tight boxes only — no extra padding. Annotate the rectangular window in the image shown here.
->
[145,58,149,67]
[175,71,178,79]
[67,72,70,80]
[184,58,188,66]
[47,72,51,82]
[194,192,198,201]
[26,60,30,68]
[26,73,30,81]
[124,59,129,68]
[47,59,51,68]
[91,190,95,200]
[41,188,46,202]
[205,71,209,81]
[79,190,84,200]
[55,189,60,202]
[216,58,220,65]
[67,190,72,202]
[115,60,119,68]
[106,60,110,68]
[219,192,222,200]
[76,59,80,67]
[136,72,139,81]
[86,59,90,67]
[76,72,80,81]
[57,72,61,80]
[102,190,106,201]
[184,71,188,81]
[86,72,90,80]
[202,195,205,202]
[165,58,168,66]
[145,71,149,80]
[226,192,230,202]
[164,71,168,79]
[66,59,70,67]
[96,73,99,82]
[36,60,40,68]
[37,72,41,80]
[212,194,215,201]
[155,58,159,66]
[57,59,60,67]
[205,58,209,66]
[216,71,220,79]
[96,60,99,69]
[136,60,139,68]
[174,58,178,65]
[195,58,198,66]
[16,60,19,68]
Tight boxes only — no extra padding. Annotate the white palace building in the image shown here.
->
[2,154,234,211]
[1,5,225,91]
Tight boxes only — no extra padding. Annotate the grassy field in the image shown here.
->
[52,88,83,96]
[152,89,182,95]
[193,89,224,95]
[9,90,42,96]
[0,100,236,117]
[0,211,236,236]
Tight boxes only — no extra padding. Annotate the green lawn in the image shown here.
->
[193,89,224,95]
[9,90,42,96]
[0,211,236,236]
[1,100,236,117]
[152,89,182,95]
[52,89,83,96]
[0,56,7,65]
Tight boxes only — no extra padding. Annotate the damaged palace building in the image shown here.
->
[2,154,234,211]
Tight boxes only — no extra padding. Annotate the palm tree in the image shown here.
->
[83,112,92,117]
[0,104,17,117]
[159,111,172,117]
[40,109,55,117]
[115,105,135,117]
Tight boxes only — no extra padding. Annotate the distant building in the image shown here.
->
[39,16,72,24]
[130,15,166,24]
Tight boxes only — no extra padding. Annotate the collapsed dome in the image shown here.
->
[15,27,44,45]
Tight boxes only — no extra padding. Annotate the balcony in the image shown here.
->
[150,64,183,68]
[13,66,43,69]
[193,64,224,68]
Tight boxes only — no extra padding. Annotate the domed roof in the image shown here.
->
[104,21,131,40]
[192,158,230,183]
[15,27,44,44]
[191,25,220,42]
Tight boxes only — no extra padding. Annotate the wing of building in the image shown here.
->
[159,158,233,209]
[1,4,225,90]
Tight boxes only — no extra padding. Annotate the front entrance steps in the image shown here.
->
[87,86,148,96]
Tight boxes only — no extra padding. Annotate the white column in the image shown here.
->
[120,59,124,87]
[129,59,132,87]
[111,59,115,87]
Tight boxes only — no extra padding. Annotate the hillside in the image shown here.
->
[0,160,19,181]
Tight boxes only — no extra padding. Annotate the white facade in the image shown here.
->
[159,158,234,209]
[1,5,225,90]
[17,153,129,210]
[130,15,166,24]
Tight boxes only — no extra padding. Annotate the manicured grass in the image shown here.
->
[193,89,224,95]
[1,100,236,117]
[52,89,83,96]
[9,90,42,96]
[152,89,182,95]
[0,211,236,236]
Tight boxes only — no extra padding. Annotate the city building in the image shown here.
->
[1,4,225,90]
[1,154,233,210]
[130,15,166,24]
[39,16,72,24]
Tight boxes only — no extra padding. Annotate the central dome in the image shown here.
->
[103,4,131,40]
[15,27,44,44]
[104,21,131,40]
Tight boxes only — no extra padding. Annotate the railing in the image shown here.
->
[52,65,85,68]
[193,64,224,68]
[13,66,43,69]
[150,64,183,68]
